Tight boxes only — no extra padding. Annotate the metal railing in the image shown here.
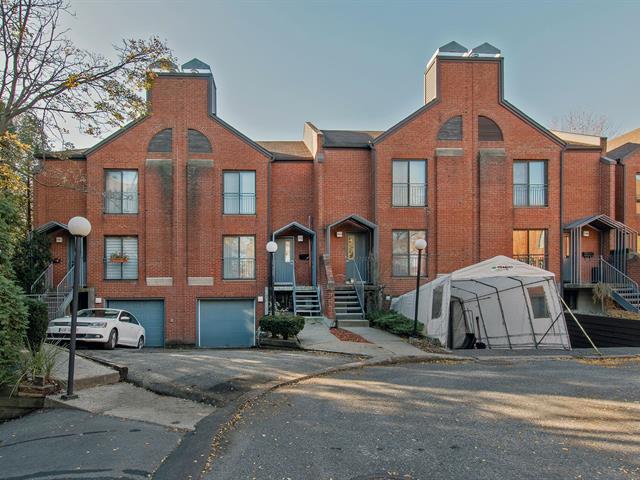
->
[346,256,372,283]
[599,256,639,289]
[30,263,53,294]
[513,254,547,269]
[347,260,365,314]
[223,258,256,279]
[392,254,428,277]
[392,183,427,207]
[223,193,256,215]
[513,184,547,207]
[104,191,138,214]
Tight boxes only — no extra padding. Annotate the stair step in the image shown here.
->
[335,319,369,327]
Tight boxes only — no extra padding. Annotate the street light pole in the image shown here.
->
[61,216,91,401]
[412,238,427,338]
[266,241,278,315]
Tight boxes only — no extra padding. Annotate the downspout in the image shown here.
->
[370,142,378,284]
[559,146,566,298]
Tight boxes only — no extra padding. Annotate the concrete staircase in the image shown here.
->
[294,287,322,319]
[334,286,368,327]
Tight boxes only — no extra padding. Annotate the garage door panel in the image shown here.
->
[107,300,165,347]
[198,299,255,348]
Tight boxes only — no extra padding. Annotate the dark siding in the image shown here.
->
[478,116,503,141]
[437,115,463,141]
[188,129,212,153]
[148,128,173,152]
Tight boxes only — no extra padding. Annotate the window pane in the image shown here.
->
[224,173,239,214]
[409,161,425,184]
[105,237,121,279]
[105,171,122,213]
[224,172,239,193]
[392,161,408,183]
[513,162,527,184]
[239,236,255,258]
[512,230,528,256]
[240,171,255,194]
[529,230,546,255]
[393,231,408,254]
[121,171,138,213]
[528,162,545,185]
[409,231,426,254]
[392,256,408,276]
[121,237,138,279]
[224,237,238,258]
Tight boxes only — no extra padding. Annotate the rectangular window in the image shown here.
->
[513,229,547,269]
[513,161,547,207]
[104,170,138,214]
[635,174,640,214]
[223,236,255,279]
[392,160,427,207]
[392,230,427,276]
[105,236,138,280]
[527,286,549,318]
[223,171,256,214]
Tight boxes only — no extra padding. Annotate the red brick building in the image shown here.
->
[32,42,639,347]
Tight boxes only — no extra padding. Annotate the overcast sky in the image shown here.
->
[63,0,639,148]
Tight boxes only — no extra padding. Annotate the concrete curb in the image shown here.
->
[75,351,129,381]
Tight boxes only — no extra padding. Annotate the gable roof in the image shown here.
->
[607,142,640,162]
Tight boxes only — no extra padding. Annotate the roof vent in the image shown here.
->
[466,42,501,58]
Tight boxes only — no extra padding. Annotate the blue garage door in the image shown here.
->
[198,299,255,348]
[107,299,165,347]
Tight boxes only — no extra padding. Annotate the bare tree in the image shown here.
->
[0,0,174,169]
[551,110,619,138]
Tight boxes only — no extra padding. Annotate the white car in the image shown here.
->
[47,308,146,349]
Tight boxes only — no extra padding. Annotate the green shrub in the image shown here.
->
[0,275,28,386]
[368,310,424,337]
[260,314,305,340]
[24,297,49,347]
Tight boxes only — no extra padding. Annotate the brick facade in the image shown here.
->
[33,46,637,345]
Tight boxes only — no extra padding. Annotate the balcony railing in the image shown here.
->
[223,193,256,215]
[104,191,138,214]
[392,183,427,207]
[513,184,547,207]
[392,253,428,277]
[223,257,256,279]
[513,254,547,269]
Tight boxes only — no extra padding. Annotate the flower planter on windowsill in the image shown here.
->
[110,257,128,264]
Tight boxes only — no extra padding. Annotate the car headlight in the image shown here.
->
[89,321,108,328]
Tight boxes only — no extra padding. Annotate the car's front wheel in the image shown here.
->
[103,329,118,350]
[136,336,144,349]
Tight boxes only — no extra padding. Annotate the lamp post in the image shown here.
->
[61,216,91,400]
[412,238,427,338]
[266,241,278,315]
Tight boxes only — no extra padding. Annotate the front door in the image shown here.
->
[68,236,87,286]
[274,237,294,284]
[346,232,370,283]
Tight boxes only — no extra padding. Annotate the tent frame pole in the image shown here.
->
[535,311,564,347]
[508,276,538,349]
[472,280,512,349]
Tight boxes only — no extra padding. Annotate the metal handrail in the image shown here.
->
[599,256,639,290]
[30,263,53,294]
[348,259,365,314]
[292,263,297,315]
[56,266,75,298]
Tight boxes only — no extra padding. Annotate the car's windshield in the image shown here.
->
[77,309,120,319]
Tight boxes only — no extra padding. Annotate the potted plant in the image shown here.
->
[109,252,129,263]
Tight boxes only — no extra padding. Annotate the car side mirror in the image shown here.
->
[120,316,130,322]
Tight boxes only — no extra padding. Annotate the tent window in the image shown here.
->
[432,285,444,318]
[527,286,549,318]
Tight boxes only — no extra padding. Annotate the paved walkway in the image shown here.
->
[297,319,429,358]
[50,344,120,390]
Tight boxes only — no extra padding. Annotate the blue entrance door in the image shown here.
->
[198,299,255,348]
[346,232,370,282]
[107,299,165,347]
[274,237,294,284]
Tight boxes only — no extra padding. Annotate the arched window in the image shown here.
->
[147,128,173,152]
[187,129,212,153]
[478,116,503,141]
[437,115,463,141]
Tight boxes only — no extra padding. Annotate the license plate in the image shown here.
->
[58,327,70,334]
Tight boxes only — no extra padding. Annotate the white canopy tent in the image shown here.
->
[391,256,571,350]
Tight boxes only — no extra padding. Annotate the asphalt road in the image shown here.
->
[206,357,640,480]
[0,409,181,480]
[86,348,357,406]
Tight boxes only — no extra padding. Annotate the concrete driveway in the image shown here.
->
[205,356,640,480]
[83,348,358,406]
